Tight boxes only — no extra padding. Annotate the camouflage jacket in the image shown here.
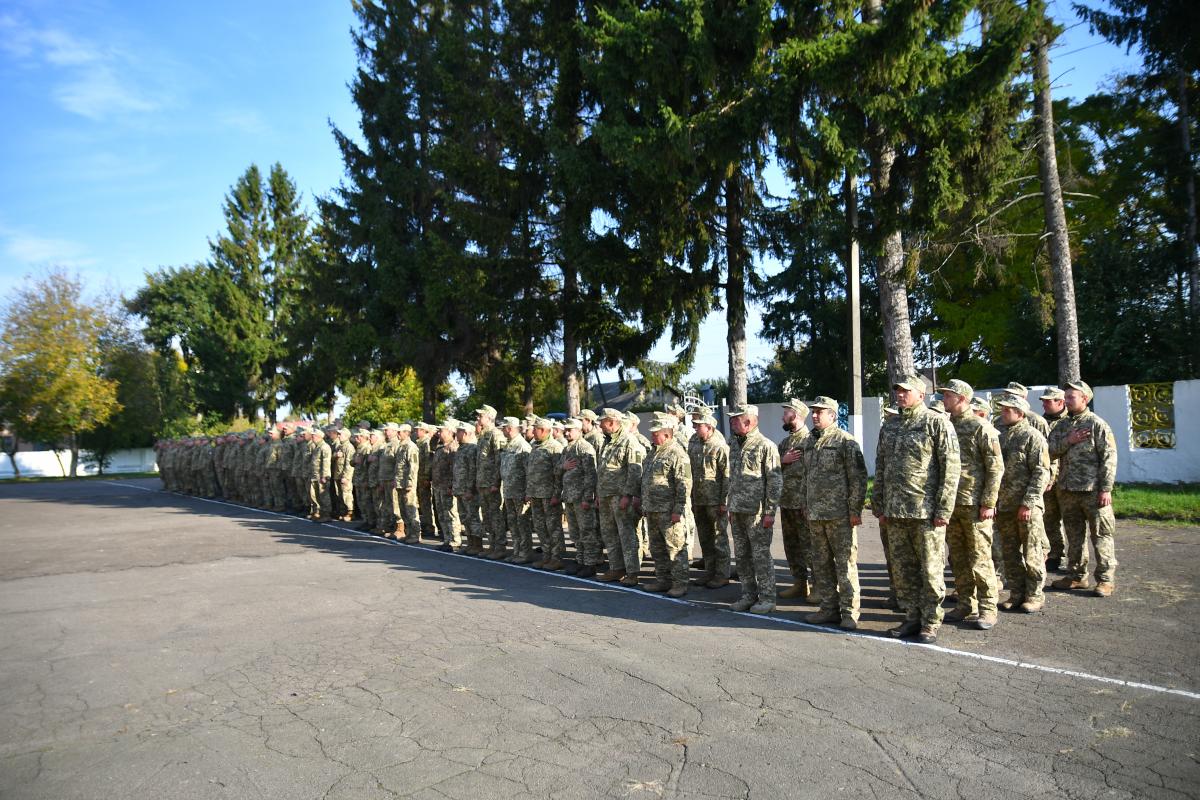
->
[584,426,606,454]
[366,443,383,486]
[596,429,645,498]
[997,419,1049,511]
[525,437,563,500]
[279,435,297,473]
[499,435,531,500]
[949,412,1003,509]
[307,441,331,481]
[778,428,810,509]
[1042,410,1067,489]
[332,440,354,481]
[872,404,961,522]
[416,436,434,482]
[688,431,729,507]
[1048,408,1116,493]
[800,426,867,521]
[559,438,597,504]
[997,410,1051,439]
[376,440,399,486]
[394,439,420,491]
[351,442,369,485]
[453,441,479,495]
[727,427,783,516]
[475,426,507,490]
[293,438,315,478]
[430,441,457,491]
[639,442,692,515]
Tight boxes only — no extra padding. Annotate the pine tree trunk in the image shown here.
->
[725,173,748,409]
[1178,67,1199,373]
[562,265,582,416]
[422,382,439,423]
[1033,32,1081,384]
[865,0,916,386]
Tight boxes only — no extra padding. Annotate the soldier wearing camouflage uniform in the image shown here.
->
[580,409,606,454]
[375,423,401,536]
[525,418,565,570]
[363,429,384,533]
[873,374,961,644]
[940,379,1003,631]
[1049,380,1119,597]
[876,406,901,609]
[306,428,332,521]
[777,398,812,602]
[559,418,600,576]
[727,405,784,615]
[595,408,645,585]
[635,417,692,597]
[330,427,355,521]
[393,424,420,543]
[1039,387,1069,571]
[498,417,531,563]
[995,395,1050,612]
[473,405,508,556]
[415,423,437,539]
[453,422,483,554]
[688,412,731,588]
[292,425,314,515]
[431,421,462,550]
[350,430,371,526]
[800,396,868,629]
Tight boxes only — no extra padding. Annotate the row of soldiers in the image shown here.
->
[155,377,1118,645]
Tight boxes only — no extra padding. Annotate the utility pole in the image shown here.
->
[845,171,863,440]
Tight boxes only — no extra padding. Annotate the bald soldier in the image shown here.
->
[726,404,784,615]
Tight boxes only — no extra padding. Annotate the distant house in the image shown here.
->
[586,378,685,414]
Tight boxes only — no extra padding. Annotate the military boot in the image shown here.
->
[1051,576,1089,591]
[667,584,688,598]
[889,619,920,638]
[1093,581,1115,597]
[778,580,809,601]
[644,579,671,593]
[596,569,625,583]
[576,564,597,578]
[730,597,755,612]
[705,577,730,589]
[542,558,565,572]
[1019,597,1045,613]
[805,609,840,625]
[749,600,776,614]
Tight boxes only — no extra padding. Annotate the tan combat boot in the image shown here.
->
[1051,576,1089,591]
[1093,582,1115,597]
[778,580,809,601]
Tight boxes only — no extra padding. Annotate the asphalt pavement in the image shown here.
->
[1,478,1197,799]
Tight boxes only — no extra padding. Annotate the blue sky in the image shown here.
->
[0,0,1141,386]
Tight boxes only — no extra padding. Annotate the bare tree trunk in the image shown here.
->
[1178,67,1199,373]
[562,266,582,416]
[725,173,749,409]
[1033,32,1081,383]
[845,172,863,419]
[865,0,916,385]
[69,432,79,477]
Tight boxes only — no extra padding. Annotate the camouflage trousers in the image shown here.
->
[373,485,393,531]
[878,519,898,604]
[886,518,946,630]
[308,480,331,518]
[503,497,531,558]
[268,471,287,511]
[644,512,689,589]
[565,501,602,566]
[996,508,1048,602]
[434,488,462,546]
[1044,488,1064,561]
[358,483,376,527]
[331,476,353,518]
[692,504,731,580]
[479,490,504,550]
[730,512,776,605]
[599,495,641,575]
[1058,490,1117,583]
[293,476,308,512]
[456,494,482,539]
[529,498,565,561]
[809,518,860,621]
[418,480,434,538]
[395,486,419,537]
[945,505,999,616]
[780,507,811,584]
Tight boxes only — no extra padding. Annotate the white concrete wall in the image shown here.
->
[0,448,158,479]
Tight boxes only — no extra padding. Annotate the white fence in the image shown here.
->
[0,448,158,479]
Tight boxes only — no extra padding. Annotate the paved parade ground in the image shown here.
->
[1,478,1198,799]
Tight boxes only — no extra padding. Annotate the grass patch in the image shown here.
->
[1112,483,1200,523]
[0,471,159,484]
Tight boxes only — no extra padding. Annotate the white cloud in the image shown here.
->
[0,225,93,270]
[0,11,164,120]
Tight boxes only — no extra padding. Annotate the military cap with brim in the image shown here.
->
[1064,380,1093,399]
[418,422,438,433]
[727,404,759,418]
[648,417,674,432]
[356,420,371,429]
[552,420,565,430]
[439,419,459,430]
[578,409,598,421]
[475,404,498,418]
[783,398,810,416]
[694,414,718,427]
[1040,386,1065,401]
[382,422,401,431]
[892,374,926,393]
[970,397,992,412]
[997,395,1030,414]
[397,423,412,432]
[809,395,838,411]
[928,399,946,414]
[883,405,899,416]
[533,417,554,429]
[599,408,624,421]
[1003,382,1030,399]
[937,378,973,400]
[499,416,521,428]
[457,421,474,433]
[563,418,582,430]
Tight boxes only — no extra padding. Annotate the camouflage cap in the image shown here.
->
[475,404,498,418]
[578,409,598,422]
[311,428,327,438]
[1003,382,1030,399]
[499,416,521,428]
[727,404,759,418]
[690,403,713,418]
[883,405,899,416]
[563,418,582,430]
[648,417,674,433]
[809,395,838,411]
[418,422,438,433]
[439,419,459,431]
[381,422,400,431]
[892,374,927,393]
[533,417,553,429]
[783,398,810,416]
[937,378,973,400]
[1064,380,1094,399]
[356,420,372,429]
[928,399,947,415]
[970,397,992,413]
[623,411,639,424]
[599,408,624,421]
[1040,386,1065,401]
[694,413,718,427]
[457,421,474,433]
[397,423,411,432]
[551,420,565,431]
[997,394,1030,414]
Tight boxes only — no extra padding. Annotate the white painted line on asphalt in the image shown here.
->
[103,480,1200,702]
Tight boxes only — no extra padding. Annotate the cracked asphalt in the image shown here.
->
[1,478,1198,799]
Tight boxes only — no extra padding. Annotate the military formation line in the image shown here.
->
[155,375,1118,645]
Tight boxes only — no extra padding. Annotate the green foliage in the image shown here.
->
[453,360,566,420]
[344,369,447,428]
[0,270,120,474]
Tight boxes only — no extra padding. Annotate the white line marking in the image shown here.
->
[103,480,1200,702]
